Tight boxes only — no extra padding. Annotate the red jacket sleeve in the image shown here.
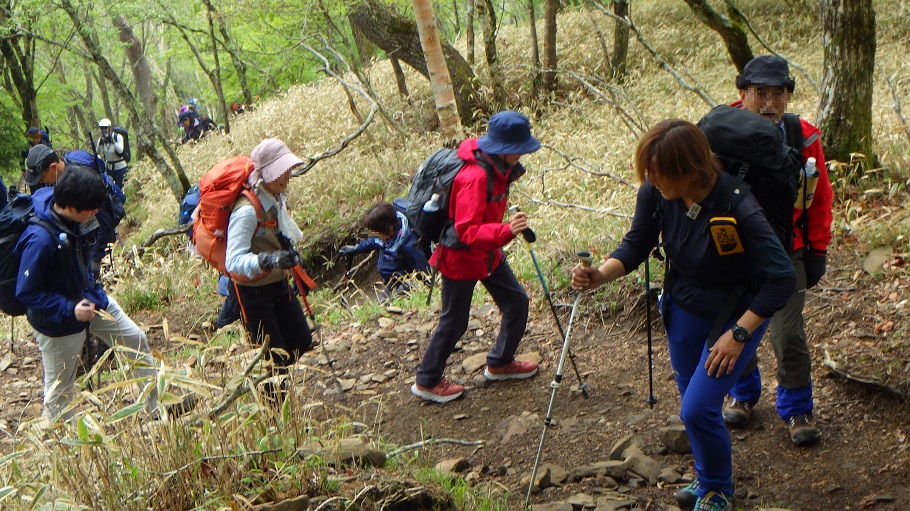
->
[796,120,833,254]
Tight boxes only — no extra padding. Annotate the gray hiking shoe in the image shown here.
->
[674,478,699,510]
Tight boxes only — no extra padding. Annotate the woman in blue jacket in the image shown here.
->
[572,120,795,511]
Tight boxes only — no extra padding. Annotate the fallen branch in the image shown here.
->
[207,341,272,418]
[386,438,486,459]
[131,223,192,258]
[291,44,378,178]
[562,70,646,138]
[591,1,717,108]
[515,190,632,219]
[823,349,906,400]
[543,143,638,189]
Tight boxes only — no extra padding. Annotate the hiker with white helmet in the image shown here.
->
[97,118,129,189]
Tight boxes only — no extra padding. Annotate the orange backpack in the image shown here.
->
[192,155,274,283]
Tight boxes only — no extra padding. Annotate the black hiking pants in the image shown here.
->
[416,260,529,388]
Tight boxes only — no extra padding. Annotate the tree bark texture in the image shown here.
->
[527,0,540,72]
[113,16,159,123]
[466,0,475,65]
[213,3,253,106]
[0,4,39,127]
[348,0,480,125]
[683,0,753,72]
[542,0,558,92]
[475,0,506,107]
[817,0,876,166]
[202,0,230,133]
[610,0,629,79]
[390,56,410,98]
[59,0,190,201]
[413,0,464,141]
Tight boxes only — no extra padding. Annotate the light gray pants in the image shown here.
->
[36,297,159,421]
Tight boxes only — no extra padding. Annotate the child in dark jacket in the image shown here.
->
[339,201,430,298]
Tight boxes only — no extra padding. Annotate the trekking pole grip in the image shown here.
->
[576,251,593,268]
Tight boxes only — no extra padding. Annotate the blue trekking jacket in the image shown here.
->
[349,212,430,279]
[14,188,108,337]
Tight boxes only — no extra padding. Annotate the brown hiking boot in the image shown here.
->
[722,397,753,427]
[788,414,821,446]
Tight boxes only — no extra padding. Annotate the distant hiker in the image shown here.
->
[571,120,795,511]
[411,111,540,404]
[187,97,200,114]
[97,118,129,189]
[230,102,247,115]
[339,201,430,300]
[224,139,312,404]
[14,165,193,422]
[179,110,217,145]
[721,55,833,447]
[24,127,52,153]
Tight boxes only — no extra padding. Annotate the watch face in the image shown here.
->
[733,326,750,342]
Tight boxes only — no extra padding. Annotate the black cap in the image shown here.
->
[736,55,795,92]
[25,144,57,186]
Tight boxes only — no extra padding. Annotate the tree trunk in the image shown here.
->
[413,0,464,142]
[817,0,876,168]
[542,0,557,93]
[0,4,39,127]
[349,0,481,125]
[390,56,409,98]
[610,0,629,79]
[466,0,475,65]
[112,16,159,121]
[211,1,254,106]
[682,0,753,72]
[527,0,540,72]
[202,0,230,133]
[59,0,190,201]
[94,68,114,120]
[475,0,506,107]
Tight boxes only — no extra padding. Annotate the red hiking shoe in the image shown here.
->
[484,360,539,381]
[411,380,465,403]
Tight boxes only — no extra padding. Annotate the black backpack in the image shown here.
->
[112,126,131,163]
[0,194,60,316]
[405,149,506,249]
[697,105,803,252]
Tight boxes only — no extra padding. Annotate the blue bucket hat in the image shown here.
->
[477,111,541,155]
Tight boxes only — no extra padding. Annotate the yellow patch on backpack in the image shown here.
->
[709,217,745,255]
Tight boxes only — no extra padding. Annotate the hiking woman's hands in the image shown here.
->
[75,299,96,322]
[705,331,744,377]
[509,212,528,236]
[572,264,604,290]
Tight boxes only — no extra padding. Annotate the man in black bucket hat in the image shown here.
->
[718,55,832,451]
[411,111,540,403]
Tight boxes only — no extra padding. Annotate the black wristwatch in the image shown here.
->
[732,324,751,343]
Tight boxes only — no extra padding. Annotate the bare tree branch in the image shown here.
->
[591,1,717,108]
[877,62,910,147]
[543,143,638,188]
[386,438,486,459]
[514,190,632,218]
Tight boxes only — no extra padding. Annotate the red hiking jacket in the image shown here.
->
[429,138,518,280]
[730,101,833,255]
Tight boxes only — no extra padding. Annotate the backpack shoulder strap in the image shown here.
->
[782,113,811,150]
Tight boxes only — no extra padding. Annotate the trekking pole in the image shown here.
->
[644,254,657,409]
[525,251,592,509]
[509,206,589,398]
[298,290,346,397]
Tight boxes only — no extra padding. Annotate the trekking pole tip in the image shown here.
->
[645,396,657,409]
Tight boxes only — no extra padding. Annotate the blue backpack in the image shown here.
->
[179,185,200,226]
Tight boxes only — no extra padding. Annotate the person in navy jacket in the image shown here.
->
[15,166,182,422]
[572,120,795,511]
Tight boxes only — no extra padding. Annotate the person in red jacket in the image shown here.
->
[411,111,540,403]
[722,56,834,447]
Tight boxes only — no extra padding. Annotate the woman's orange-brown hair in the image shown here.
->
[634,119,720,189]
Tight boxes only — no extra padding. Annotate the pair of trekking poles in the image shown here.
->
[522,244,660,509]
